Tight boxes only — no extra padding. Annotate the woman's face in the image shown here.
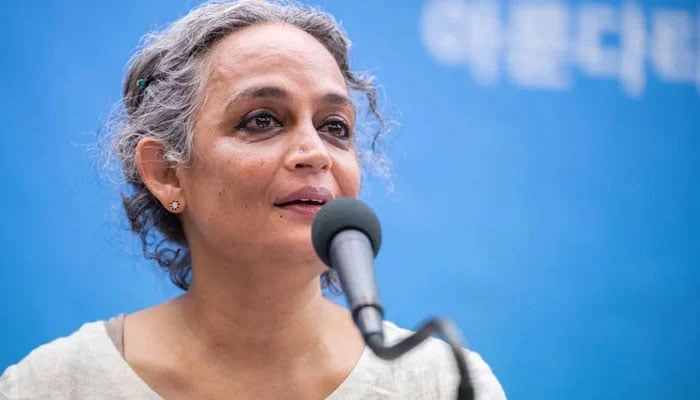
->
[178,23,360,271]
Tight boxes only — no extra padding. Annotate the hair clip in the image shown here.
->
[136,77,151,88]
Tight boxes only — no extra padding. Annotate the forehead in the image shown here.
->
[203,23,347,93]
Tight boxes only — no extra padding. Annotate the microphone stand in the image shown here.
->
[358,307,475,400]
[312,200,475,400]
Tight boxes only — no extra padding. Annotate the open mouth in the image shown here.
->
[274,199,327,207]
[273,186,334,217]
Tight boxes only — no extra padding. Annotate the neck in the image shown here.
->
[175,257,341,368]
[124,248,366,398]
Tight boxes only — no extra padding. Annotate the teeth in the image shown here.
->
[299,199,324,204]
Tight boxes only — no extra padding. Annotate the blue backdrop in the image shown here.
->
[1,1,698,399]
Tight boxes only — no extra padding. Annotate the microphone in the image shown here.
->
[311,197,384,343]
[311,197,476,400]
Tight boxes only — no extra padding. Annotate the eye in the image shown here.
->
[319,117,351,140]
[236,111,282,132]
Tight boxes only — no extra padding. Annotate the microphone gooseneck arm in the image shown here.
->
[363,318,475,400]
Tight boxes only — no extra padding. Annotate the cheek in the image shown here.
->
[334,152,361,197]
[218,156,274,206]
[187,144,275,214]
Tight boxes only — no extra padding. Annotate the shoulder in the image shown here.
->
[364,321,507,400]
[0,320,132,400]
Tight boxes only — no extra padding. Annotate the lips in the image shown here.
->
[273,186,334,208]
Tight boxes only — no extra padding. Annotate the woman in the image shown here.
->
[0,1,506,399]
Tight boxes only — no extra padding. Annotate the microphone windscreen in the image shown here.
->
[311,197,382,266]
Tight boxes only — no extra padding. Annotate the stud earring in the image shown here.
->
[168,199,183,213]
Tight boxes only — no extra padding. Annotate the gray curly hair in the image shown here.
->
[110,0,389,291]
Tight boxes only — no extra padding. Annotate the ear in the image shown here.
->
[135,138,184,211]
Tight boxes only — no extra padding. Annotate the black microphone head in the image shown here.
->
[311,197,382,266]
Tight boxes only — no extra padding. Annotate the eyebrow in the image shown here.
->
[225,85,354,113]
[320,92,354,107]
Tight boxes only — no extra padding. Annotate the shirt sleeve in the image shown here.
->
[465,349,507,400]
[0,364,18,400]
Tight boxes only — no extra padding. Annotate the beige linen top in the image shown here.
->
[0,317,506,399]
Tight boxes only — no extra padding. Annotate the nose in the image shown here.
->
[285,121,333,172]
